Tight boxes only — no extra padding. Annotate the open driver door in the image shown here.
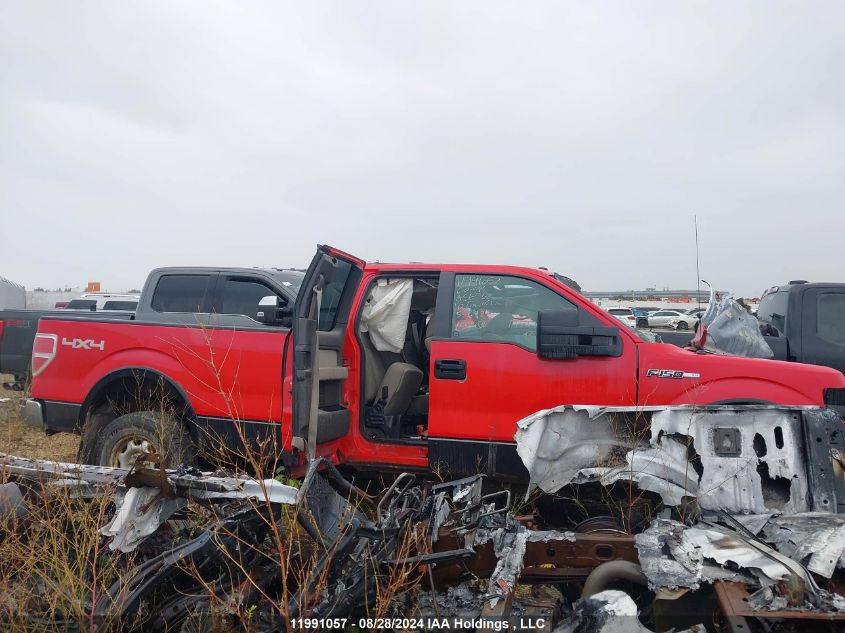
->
[292,245,364,459]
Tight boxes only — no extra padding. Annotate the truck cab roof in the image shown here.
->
[143,267,305,299]
[147,266,304,281]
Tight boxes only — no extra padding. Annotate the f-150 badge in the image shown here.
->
[646,368,700,379]
[62,338,105,351]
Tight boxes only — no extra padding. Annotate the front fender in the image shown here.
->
[638,343,845,408]
[670,375,820,407]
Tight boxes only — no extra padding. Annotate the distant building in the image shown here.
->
[26,288,84,309]
[0,276,26,309]
[581,288,723,303]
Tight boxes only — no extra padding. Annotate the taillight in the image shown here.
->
[0,320,4,345]
[32,333,58,377]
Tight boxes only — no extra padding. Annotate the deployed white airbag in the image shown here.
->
[360,278,413,353]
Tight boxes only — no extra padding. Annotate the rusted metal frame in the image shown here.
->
[714,581,845,622]
[480,585,516,621]
[429,529,638,586]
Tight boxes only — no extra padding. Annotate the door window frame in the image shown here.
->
[150,273,216,314]
[214,275,290,324]
[445,272,585,353]
[353,270,442,446]
[815,292,845,346]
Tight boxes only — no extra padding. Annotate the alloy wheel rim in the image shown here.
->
[109,436,156,468]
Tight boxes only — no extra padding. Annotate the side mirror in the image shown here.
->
[256,296,293,327]
[537,309,622,359]
[759,322,778,338]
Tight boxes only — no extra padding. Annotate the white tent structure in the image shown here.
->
[0,276,26,310]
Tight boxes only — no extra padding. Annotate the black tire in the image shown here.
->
[636,318,648,328]
[676,321,689,331]
[89,411,196,468]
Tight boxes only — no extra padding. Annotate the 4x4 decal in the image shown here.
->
[62,337,105,351]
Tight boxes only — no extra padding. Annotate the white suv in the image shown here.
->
[65,293,140,311]
[606,308,637,327]
[646,309,699,331]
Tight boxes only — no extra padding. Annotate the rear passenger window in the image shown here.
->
[451,274,576,351]
[151,275,211,313]
[102,301,138,311]
[220,278,285,320]
[66,300,97,310]
[817,294,845,344]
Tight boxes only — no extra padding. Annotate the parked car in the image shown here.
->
[22,246,845,479]
[65,292,141,311]
[631,308,651,328]
[646,310,698,331]
[606,307,637,327]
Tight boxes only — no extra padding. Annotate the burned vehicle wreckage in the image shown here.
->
[1,402,844,633]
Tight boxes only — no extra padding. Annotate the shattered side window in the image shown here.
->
[451,274,576,351]
[817,294,845,345]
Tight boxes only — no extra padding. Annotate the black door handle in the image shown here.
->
[434,358,466,380]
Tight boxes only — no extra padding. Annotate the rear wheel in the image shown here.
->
[90,411,196,468]
[636,318,648,328]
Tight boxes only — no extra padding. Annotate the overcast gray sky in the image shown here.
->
[2,1,843,296]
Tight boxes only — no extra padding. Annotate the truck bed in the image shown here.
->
[0,309,134,382]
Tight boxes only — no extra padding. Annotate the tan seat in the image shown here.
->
[424,313,437,353]
[361,331,423,416]
[404,314,439,418]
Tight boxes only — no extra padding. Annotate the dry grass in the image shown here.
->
[0,375,79,462]
[0,475,140,632]
[0,372,425,630]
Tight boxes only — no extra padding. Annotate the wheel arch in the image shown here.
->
[77,367,197,463]
[81,367,195,420]
[706,398,775,406]
[669,376,817,409]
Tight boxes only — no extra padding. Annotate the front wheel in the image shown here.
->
[636,318,648,328]
[676,321,689,331]
[90,411,196,468]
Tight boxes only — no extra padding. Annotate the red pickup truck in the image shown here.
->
[23,246,845,478]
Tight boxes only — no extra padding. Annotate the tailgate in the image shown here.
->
[0,313,40,378]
